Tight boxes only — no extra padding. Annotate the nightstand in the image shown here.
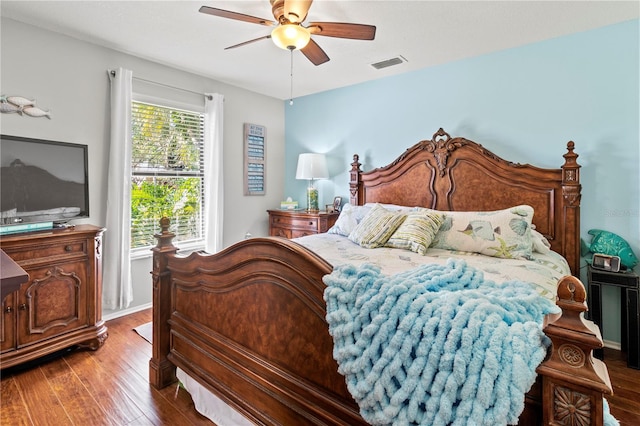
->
[587,264,639,369]
[268,209,339,239]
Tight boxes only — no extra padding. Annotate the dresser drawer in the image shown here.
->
[271,215,318,231]
[2,239,87,265]
[291,229,317,238]
[267,210,339,239]
[270,227,292,239]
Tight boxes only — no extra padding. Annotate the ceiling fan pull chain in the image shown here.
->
[289,47,295,105]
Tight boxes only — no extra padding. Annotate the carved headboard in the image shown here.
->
[349,128,582,275]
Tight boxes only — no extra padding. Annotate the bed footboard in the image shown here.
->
[150,218,367,425]
[150,219,613,425]
[537,275,613,425]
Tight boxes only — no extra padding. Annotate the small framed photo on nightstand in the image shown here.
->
[333,196,342,212]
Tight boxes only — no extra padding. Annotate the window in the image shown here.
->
[130,101,205,250]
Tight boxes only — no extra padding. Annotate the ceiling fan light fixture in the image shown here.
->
[271,24,310,50]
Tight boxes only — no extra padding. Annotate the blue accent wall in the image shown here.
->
[285,20,639,344]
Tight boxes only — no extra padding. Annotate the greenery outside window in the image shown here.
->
[130,101,205,251]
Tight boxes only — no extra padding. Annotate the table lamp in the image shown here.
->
[296,153,329,211]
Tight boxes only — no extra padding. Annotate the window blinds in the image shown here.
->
[130,101,205,249]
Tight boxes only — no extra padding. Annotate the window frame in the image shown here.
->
[130,93,207,258]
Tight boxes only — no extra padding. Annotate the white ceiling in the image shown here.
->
[2,1,638,100]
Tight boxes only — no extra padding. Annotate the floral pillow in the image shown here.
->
[427,205,535,260]
[348,204,407,249]
[385,210,444,255]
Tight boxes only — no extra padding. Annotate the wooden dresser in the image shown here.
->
[0,225,108,369]
[268,209,339,239]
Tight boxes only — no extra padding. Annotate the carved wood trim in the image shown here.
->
[538,276,612,426]
[350,128,582,276]
[27,266,81,334]
[421,128,466,177]
[150,217,178,388]
[554,386,592,425]
[349,154,362,206]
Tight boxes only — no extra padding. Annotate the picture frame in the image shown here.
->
[243,123,266,196]
[333,196,342,212]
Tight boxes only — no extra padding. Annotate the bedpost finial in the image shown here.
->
[556,275,587,310]
[562,141,579,167]
[154,217,176,251]
[351,154,361,171]
[160,217,171,233]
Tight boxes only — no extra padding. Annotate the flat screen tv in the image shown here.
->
[1,135,89,226]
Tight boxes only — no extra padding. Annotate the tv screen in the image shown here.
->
[1,135,90,225]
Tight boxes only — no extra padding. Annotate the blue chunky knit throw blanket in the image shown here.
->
[323,259,560,426]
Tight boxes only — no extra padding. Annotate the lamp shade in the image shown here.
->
[296,153,329,180]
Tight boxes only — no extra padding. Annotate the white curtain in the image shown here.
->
[103,68,133,310]
[204,93,224,253]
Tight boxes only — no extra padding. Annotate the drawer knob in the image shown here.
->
[65,245,73,252]
[19,303,27,311]
[4,306,12,314]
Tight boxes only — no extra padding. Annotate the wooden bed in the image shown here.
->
[150,128,613,425]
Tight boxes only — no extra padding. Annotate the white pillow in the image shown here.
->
[364,202,415,212]
[327,204,372,236]
[531,229,552,254]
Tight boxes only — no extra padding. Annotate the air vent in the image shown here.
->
[371,56,407,70]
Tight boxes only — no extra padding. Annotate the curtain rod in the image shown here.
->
[109,69,213,100]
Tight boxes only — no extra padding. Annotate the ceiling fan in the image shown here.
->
[199,0,376,66]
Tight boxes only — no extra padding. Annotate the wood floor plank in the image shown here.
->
[115,362,201,425]
[0,376,33,425]
[1,308,637,425]
[65,350,145,425]
[12,364,72,425]
[156,383,214,425]
[39,356,114,426]
[124,414,155,425]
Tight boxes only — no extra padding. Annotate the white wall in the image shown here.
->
[1,18,285,318]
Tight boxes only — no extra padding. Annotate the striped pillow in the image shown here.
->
[386,211,444,255]
[348,204,407,248]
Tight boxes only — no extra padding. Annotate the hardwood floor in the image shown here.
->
[1,308,639,425]
[0,309,212,426]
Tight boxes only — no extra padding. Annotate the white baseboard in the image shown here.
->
[103,302,152,321]
[603,339,622,351]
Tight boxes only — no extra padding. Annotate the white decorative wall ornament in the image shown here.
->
[0,95,51,119]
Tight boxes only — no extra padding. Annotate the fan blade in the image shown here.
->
[199,6,276,26]
[284,0,313,24]
[307,22,376,40]
[225,35,272,50]
[301,39,329,66]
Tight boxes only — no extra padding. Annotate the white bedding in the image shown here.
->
[182,233,570,424]
[295,233,570,301]
[176,368,253,426]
